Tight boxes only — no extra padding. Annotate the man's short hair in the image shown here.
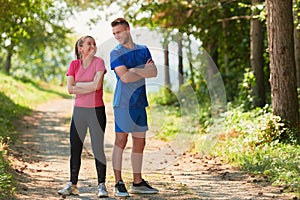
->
[111,18,130,27]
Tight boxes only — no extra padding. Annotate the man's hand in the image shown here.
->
[129,58,157,78]
[145,58,155,68]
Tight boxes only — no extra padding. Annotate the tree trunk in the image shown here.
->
[5,51,12,75]
[250,0,265,107]
[178,36,184,87]
[294,0,300,87]
[295,24,300,88]
[266,0,300,134]
[187,37,195,90]
[163,39,170,88]
[221,14,229,76]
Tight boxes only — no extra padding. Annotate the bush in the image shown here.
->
[213,105,300,195]
[0,151,14,199]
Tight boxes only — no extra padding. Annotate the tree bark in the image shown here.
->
[178,36,184,87]
[163,38,170,88]
[187,37,195,90]
[251,0,265,107]
[266,0,300,134]
[294,0,300,87]
[295,24,300,88]
[5,51,12,75]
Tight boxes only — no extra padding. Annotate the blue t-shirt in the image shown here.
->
[110,43,152,108]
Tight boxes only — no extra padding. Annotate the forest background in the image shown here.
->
[0,0,300,199]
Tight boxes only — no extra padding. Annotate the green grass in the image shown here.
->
[0,72,70,199]
[147,90,208,142]
[148,93,300,197]
[211,105,300,196]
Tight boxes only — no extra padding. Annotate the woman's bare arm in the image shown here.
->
[67,71,105,94]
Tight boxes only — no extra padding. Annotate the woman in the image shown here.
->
[58,36,108,198]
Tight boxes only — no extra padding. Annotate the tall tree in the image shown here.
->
[93,0,253,101]
[250,0,265,107]
[163,33,171,88]
[0,0,71,76]
[266,0,300,134]
[177,34,184,87]
[187,37,196,90]
[294,0,300,87]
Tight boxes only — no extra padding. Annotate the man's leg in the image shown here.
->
[129,131,158,194]
[112,132,128,183]
[131,132,146,184]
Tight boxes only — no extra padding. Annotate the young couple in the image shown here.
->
[57,18,158,198]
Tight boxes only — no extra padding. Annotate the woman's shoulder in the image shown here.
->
[94,56,104,62]
[94,56,105,65]
[70,59,81,66]
[93,56,106,69]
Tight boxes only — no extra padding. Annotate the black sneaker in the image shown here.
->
[129,179,159,194]
[114,180,129,197]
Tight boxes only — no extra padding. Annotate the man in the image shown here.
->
[110,17,158,197]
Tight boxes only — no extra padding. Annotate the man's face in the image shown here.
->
[112,24,130,45]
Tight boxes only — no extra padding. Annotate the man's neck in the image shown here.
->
[123,43,134,49]
[122,36,134,49]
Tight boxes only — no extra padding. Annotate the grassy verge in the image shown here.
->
[148,91,300,197]
[0,72,70,199]
[211,105,300,196]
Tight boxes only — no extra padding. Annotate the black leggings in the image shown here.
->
[69,106,106,185]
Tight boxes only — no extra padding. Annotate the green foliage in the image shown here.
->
[239,143,300,194]
[89,0,256,102]
[148,90,180,140]
[213,105,300,196]
[148,86,211,141]
[0,0,73,80]
[236,68,255,110]
[257,116,298,145]
[0,92,29,143]
[149,92,300,195]
[0,152,14,199]
[153,110,181,141]
[150,87,178,106]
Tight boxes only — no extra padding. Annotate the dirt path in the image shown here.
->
[9,98,295,200]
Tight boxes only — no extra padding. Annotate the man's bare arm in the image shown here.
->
[115,65,144,83]
[129,59,157,78]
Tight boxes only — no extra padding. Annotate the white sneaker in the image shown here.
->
[58,182,79,196]
[97,182,108,197]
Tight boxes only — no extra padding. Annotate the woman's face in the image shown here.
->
[79,37,97,58]
[112,24,130,45]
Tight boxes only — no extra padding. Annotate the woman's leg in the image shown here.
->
[70,108,88,184]
[88,106,107,184]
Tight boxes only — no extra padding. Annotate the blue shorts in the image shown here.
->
[114,107,148,133]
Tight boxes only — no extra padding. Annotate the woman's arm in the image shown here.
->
[75,71,105,91]
[67,71,105,95]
